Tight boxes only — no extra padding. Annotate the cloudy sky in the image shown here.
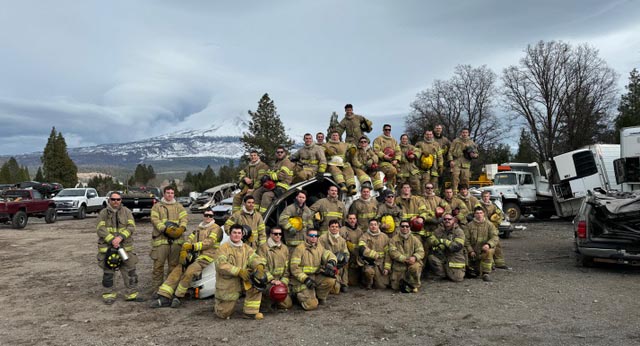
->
[1,0,639,155]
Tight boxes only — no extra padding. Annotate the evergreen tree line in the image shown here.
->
[0,158,30,184]
[127,164,156,186]
[183,162,240,194]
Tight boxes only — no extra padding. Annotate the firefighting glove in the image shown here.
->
[316,171,325,182]
[449,241,463,253]
[323,260,338,277]
[182,243,193,251]
[179,250,188,265]
[238,269,251,282]
[255,264,266,279]
[165,225,185,239]
[304,277,318,289]
[346,241,355,253]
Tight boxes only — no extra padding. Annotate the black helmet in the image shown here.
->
[105,248,122,269]
[241,225,252,243]
[336,252,348,268]
[399,279,415,293]
[250,270,268,291]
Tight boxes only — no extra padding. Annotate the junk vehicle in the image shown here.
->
[52,188,107,219]
[121,186,161,220]
[211,197,233,226]
[551,144,620,219]
[0,189,57,229]
[477,162,556,223]
[190,183,238,214]
[15,181,63,197]
[190,173,373,298]
[574,127,640,267]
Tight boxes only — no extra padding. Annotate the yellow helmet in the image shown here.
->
[289,216,303,231]
[420,154,434,170]
[490,213,501,223]
[380,215,396,234]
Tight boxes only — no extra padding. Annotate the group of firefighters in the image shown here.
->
[96,104,510,320]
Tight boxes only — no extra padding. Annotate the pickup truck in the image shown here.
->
[121,187,161,219]
[52,188,107,219]
[0,189,57,229]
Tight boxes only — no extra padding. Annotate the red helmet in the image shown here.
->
[406,150,415,160]
[263,180,276,191]
[410,217,424,233]
[370,162,379,170]
[435,206,445,218]
[383,147,395,158]
[269,283,288,303]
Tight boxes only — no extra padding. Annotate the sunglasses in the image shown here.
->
[307,234,319,238]
[383,128,391,131]
[271,233,283,236]
[400,225,410,228]
[276,151,284,154]
[204,214,214,217]
[385,195,395,198]
[443,218,454,221]
[425,187,434,190]
[110,198,122,201]
[359,140,368,143]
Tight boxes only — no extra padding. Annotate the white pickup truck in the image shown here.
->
[52,188,107,219]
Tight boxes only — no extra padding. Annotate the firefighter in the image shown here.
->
[443,187,470,226]
[290,133,327,183]
[458,184,480,223]
[150,186,188,293]
[316,132,326,146]
[358,219,391,289]
[448,128,478,193]
[290,228,338,310]
[422,183,451,241]
[376,189,403,237]
[97,192,143,305]
[415,130,443,194]
[396,183,429,238]
[373,124,401,191]
[279,190,314,254]
[214,224,267,320]
[351,136,384,193]
[397,134,422,194]
[479,191,511,270]
[257,146,296,213]
[319,219,350,293]
[433,124,451,191]
[151,211,223,308]
[337,103,373,145]
[464,207,499,282]
[340,213,363,288]
[257,226,293,311]
[348,185,378,231]
[310,185,346,235]
[224,195,266,250]
[233,150,270,212]
[425,213,466,282]
[389,219,425,292]
[325,130,357,195]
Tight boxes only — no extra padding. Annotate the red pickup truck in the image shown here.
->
[0,189,57,229]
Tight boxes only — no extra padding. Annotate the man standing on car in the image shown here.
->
[337,103,373,145]
[97,191,144,305]
[150,186,189,294]
[233,150,270,213]
[290,133,327,183]
[448,128,478,193]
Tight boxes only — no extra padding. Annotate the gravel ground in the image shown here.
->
[0,214,639,346]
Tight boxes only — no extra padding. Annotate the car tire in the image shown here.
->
[503,202,521,223]
[45,207,57,224]
[75,205,86,220]
[12,211,28,229]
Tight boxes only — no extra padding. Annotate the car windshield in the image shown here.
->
[494,173,517,185]
[57,189,85,197]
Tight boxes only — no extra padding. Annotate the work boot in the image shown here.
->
[495,265,512,270]
[339,183,348,193]
[243,312,264,320]
[126,296,145,303]
[149,296,172,308]
[318,298,327,305]
[348,185,357,196]
[340,285,348,293]
[170,297,181,308]
[482,274,492,282]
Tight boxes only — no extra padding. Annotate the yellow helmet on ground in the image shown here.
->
[490,213,501,224]
[420,154,434,170]
[380,215,395,234]
[289,216,303,231]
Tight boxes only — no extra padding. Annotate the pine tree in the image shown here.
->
[615,68,640,137]
[514,128,539,163]
[41,127,78,188]
[0,158,31,183]
[241,93,294,165]
[34,167,44,181]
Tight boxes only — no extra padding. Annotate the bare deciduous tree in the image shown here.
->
[502,40,617,162]
[406,64,503,148]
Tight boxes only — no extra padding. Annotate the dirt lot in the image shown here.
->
[1,214,639,346]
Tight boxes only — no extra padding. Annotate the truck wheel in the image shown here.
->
[45,207,57,224]
[75,205,86,220]
[500,229,512,239]
[503,202,521,223]
[12,211,28,229]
